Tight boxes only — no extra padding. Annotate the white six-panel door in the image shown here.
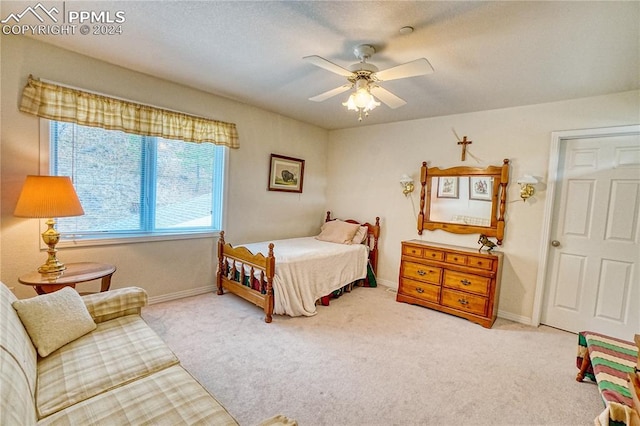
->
[540,129,640,340]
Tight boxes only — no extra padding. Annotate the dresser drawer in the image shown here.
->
[467,255,494,270]
[441,289,487,316]
[445,252,467,265]
[423,248,445,261]
[402,245,423,258]
[402,261,442,284]
[443,270,490,296]
[399,278,440,303]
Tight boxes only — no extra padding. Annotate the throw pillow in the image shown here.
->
[315,219,361,244]
[351,226,368,244]
[12,287,96,357]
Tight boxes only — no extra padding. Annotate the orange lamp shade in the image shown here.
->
[14,175,84,218]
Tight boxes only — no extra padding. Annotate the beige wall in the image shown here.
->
[326,91,640,323]
[1,36,329,300]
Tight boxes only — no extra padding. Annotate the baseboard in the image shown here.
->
[147,285,216,305]
[376,278,396,289]
[497,309,532,325]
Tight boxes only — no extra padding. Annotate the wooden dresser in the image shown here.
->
[397,240,503,328]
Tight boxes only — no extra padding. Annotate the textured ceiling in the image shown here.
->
[3,1,639,130]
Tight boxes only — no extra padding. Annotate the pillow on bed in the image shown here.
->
[316,220,361,244]
[352,226,368,244]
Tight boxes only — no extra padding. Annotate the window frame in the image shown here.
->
[39,119,228,248]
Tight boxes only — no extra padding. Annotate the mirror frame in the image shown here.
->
[418,159,510,245]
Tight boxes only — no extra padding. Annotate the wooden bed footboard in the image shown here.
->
[217,231,275,323]
[217,211,380,323]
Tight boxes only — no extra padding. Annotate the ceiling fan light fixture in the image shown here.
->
[354,87,373,108]
[343,93,358,111]
[366,96,381,111]
[342,81,380,121]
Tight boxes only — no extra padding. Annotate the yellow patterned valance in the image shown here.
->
[19,76,239,148]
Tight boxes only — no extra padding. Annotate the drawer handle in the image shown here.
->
[458,298,469,305]
[416,287,424,294]
[460,279,472,286]
[417,270,427,276]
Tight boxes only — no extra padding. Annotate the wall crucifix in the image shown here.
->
[457,136,472,161]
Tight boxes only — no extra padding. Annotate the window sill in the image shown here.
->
[53,231,220,249]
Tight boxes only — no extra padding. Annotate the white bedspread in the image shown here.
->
[239,237,368,317]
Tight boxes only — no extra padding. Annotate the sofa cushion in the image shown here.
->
[82,286,147,323]
[36,314,179,419]
[38,364,238,425]
[0,349,37,426]
[0,282,37,396]
[12,287,97,357]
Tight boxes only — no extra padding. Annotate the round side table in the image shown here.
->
[18,262,116,295]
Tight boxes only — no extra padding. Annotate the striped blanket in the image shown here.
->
[577,331,638,426]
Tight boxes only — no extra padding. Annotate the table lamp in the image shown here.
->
[14,175,85,273]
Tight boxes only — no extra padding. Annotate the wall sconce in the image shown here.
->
[516,175,538,201]
[399,174,414,196]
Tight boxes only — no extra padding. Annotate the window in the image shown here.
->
[48,120,225,241]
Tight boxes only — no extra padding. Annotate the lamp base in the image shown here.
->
[38,255,67,274]
[38,218,67,274]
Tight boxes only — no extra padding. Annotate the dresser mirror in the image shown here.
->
[418,159,510,245]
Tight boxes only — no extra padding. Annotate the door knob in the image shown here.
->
[551,240,560,247]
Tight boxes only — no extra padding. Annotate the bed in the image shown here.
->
[216,211,380,323]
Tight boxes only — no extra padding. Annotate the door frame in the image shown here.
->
[531,124,640,327]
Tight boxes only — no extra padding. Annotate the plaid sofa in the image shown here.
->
[0,281,239,425]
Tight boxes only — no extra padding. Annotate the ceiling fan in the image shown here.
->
[304,44,434,120]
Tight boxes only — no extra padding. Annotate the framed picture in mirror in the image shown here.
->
[469,176,492,201]
[437,177,459,198]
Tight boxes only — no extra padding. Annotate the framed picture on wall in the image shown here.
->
[469,176,492,201]
[437,177,459,198]
[268,154,305,193]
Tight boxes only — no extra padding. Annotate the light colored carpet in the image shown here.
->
[142,285,604,426]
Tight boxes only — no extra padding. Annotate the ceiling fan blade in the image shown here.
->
[374,58,434,82]
[309,84,352,102]
[370,86,407,109]
[303,55,354,77]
